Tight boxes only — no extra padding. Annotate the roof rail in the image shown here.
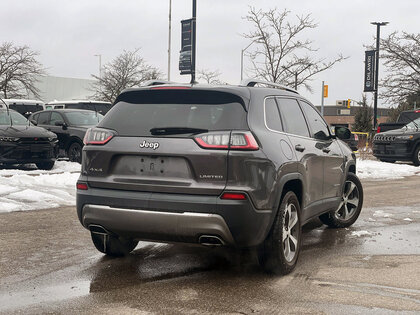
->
[240,79,299,94]
[142,80,174,86]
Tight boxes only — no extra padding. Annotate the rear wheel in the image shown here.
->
[319,172,363,228]
[36,160,55,170]
[91,232,138,257]
[413,145,420,166]
[258,191,301,275]
[68,142,82,163]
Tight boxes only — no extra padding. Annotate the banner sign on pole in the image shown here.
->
[179,19,193,75]
[364,50,376,92]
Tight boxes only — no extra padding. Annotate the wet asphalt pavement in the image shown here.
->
[0,177,419,314]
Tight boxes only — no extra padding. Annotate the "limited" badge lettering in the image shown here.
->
[139,140,159,150]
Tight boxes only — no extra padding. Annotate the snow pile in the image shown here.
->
[351,230,374,237]
[357,159,420,180]
[0,160,80,176]
[0,162,80,213]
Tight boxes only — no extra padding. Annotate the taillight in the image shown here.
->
[354,134,359,141]
[220,192,247,200]
[76,182,88,190]
[84,128,114,145]
[194,131,258,150]
[377,126,381,133]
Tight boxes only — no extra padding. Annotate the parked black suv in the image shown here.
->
[0,109,58,169]
[76,80,363,274]
[29,109,103,163]
[373,117,420,165]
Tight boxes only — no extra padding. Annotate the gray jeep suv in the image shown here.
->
[76,80,363,274]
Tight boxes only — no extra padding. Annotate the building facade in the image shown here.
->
[315,105,391,130]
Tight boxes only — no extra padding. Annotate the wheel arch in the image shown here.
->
[65,136,83,151]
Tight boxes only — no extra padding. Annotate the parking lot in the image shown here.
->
[0,161,419,314]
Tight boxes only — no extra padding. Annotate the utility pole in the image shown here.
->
[371,21,388,129]
[167,0,172,81]
[190,0,197,84]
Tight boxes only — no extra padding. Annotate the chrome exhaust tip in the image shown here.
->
[199,235,225,246]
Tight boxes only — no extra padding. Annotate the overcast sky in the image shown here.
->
[2,0,419,107]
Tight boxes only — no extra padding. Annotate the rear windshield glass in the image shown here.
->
[64,111,103,125]
[99,91,248,136]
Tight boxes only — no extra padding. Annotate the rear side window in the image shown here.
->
[100,90,248,136]
[276,98,309,137]
[38,112,50,125]
[264,97,283,132]
[299,101,330,140]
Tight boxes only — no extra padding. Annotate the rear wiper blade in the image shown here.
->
[150,127,208,135]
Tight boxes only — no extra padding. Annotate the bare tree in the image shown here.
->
[92,49,162,102]
[197,69,224,84]
[243,7,346,91]
[380,32,420,104]
[0,42,45,99]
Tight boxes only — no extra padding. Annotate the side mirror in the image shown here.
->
[30,119,37,126]
[55,120,64,126]
[334,126,351,140]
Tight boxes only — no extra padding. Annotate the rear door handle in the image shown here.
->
[322,148,331,153]
[295,144,305,152]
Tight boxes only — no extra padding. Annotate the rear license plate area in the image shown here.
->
[139,156,166,175]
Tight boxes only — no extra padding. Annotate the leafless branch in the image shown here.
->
[0,42,45,99]
[91,49,162,103]
[243,7,346,91]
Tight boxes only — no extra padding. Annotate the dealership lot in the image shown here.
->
[0,161,419,314]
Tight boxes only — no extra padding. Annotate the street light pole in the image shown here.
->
[94,54,102,79]
[167,0,172,81]
[240,39,259,81]
[190,0,197,84]
[371,21,388,130]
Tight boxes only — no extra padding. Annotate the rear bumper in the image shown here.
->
[82,204,235,245]
[77,185,273,247]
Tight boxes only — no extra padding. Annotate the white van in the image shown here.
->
[1,99,46,118]
[46,100,112,115]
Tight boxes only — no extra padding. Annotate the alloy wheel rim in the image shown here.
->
[335,180,359,221]
[282,202,299,262]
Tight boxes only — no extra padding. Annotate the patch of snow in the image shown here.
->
[403,218,413,222]
[372,210,393,218]
[368,218,376,222]
[0,162,79,213]
[356,159,420,180]
[351,230,373,237]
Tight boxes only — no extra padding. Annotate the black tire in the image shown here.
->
[413,145,420,166]
[258,191,302,275]
[379,159,395,163]
[36,160,55,170]
[67,142,82,163]
[319,172,363,228]
[91,232,138,257]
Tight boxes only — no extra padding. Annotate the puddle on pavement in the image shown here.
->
[0,280,90,311]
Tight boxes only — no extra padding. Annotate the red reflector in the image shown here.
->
[377,126,381,133]
[77,183,88,190]
[150,86,191,90]
[220,192,247,200]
